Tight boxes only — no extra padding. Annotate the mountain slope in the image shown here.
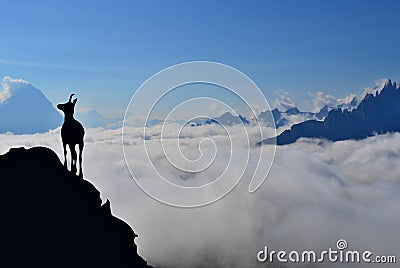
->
[0,84,62,134]
[0,146,152,268]
[259,79,400,145]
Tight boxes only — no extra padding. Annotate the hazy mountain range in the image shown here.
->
[173,100,358,129]
[148,107,328,128]
[147,95,359,129]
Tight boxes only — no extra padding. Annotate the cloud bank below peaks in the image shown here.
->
[1,125,399,267]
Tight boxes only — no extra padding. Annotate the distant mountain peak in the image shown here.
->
[0,81,62,134]
[284,107,301,115]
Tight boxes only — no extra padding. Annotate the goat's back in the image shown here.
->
[61,119,85,144]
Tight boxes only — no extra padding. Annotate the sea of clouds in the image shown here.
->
[1,124,399,268]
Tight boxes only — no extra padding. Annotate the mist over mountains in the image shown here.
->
[148,92,359,129]
[1,76,398,147]
[148,105,327,128]
[2,120,399,268]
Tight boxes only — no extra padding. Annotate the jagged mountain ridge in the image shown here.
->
[0,146,152,268]
[195,106,317,128]
[147,107,319,128]
[259,79,400,145]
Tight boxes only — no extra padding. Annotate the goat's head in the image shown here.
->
[57,94,77,117]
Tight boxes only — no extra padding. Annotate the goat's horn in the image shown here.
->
[69,93,75,102]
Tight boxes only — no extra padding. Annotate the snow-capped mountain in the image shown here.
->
[0,83,62,134]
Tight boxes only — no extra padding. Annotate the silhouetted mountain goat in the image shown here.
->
[57,94,85,177]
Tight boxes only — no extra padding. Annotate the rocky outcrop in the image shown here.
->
[0,146,152,267]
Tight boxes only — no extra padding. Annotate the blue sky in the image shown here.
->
[1,0,400,116]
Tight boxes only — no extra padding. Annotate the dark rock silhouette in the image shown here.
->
[0,146,151,268]
[259,79,400,145]
[57,94,85,177]
[0,83,62,134]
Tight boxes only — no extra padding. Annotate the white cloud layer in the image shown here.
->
[1,125,399,268]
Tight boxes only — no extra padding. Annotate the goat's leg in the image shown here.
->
[63,143,67,168]
[78,142,84,178]
[70,144,77,175]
